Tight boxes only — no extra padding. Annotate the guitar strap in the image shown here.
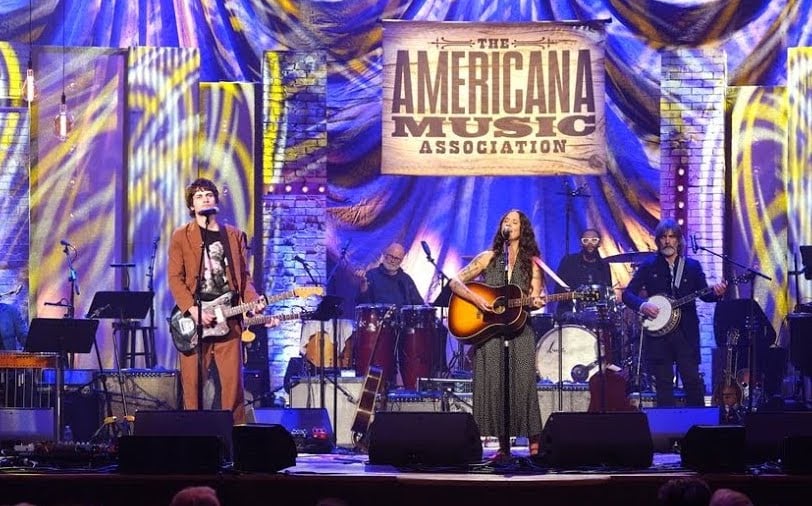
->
[533,256,570,289]
[672,256,685,293]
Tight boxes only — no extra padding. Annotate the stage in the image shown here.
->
[1,445,812,506]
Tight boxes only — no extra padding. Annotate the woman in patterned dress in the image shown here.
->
[449,209,545,459]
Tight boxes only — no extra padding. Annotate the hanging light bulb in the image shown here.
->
[24,59,37,103]
[53,0,73,142]
[23,1,36,103]
[53,93,74,141]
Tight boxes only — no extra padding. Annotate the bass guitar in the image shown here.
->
[642,274,747,337]
[169,286,323,352]
[448,282,599,345]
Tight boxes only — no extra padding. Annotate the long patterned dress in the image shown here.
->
[472,256,543,439]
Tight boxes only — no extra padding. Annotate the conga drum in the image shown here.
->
[354,304,397,383]
[398,305,437,389]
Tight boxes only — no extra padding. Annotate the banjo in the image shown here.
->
[642,274,747,337]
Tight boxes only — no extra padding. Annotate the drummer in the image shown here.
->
[552,228,612,324]
[355,243,424,307]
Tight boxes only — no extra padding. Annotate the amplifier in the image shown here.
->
[386,391,472,414]
[289,377,365,447]
[95,369,179,419]
[418,377,473,393]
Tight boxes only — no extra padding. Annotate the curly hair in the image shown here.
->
[185,178,220,216]
[489,209,540,292]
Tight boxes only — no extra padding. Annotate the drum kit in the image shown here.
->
[534,251,654,385]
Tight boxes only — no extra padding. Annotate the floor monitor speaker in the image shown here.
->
[368,411,482,466]
[680,425,746,472]
[539,412,653,469]
[232,424,297,472]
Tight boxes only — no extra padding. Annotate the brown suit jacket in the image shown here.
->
[168,221,261,315]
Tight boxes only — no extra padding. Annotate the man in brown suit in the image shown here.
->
[168,178,272,424]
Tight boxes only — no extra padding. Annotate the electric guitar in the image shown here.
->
[169,286,323,352]
[641,274,747,337]
[447,282,599,345]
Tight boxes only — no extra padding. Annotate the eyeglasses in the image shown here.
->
[383,253,403,262]
[581,237,600,245]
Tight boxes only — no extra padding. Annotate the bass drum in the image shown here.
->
[535,325,598,383]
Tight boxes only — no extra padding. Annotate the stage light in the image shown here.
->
[284,184,292,193]
[317,184,326,193]
[23,2,36,103]
[54,0,74,141]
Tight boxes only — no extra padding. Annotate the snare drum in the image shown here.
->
[354,304,398,382]
[398,305,437,389]
[535,325,598,383]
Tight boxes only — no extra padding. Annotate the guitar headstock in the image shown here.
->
[293,286,325,298]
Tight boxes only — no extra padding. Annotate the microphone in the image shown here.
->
[60,239,73,247]
[501,226,511,239]
[421,240,432,258]
[691,234,698,254]
[199,207,219,217]
[293,254,308,265]
[341,240,351,255]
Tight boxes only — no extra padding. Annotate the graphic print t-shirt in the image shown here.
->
[199,227,230,301]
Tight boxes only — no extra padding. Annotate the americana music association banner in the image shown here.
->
[382,21,608,176]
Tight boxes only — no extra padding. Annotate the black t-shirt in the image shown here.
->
[199,227,231,301]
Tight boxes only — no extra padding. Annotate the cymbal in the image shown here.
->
[603,251,656,264]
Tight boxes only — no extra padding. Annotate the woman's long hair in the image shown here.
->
[489,209,540,292]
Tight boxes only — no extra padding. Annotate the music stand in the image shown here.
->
[800,246,812,280]
[25,318,98,441]
[87,291,153,320]
[713,299,776,405]
[304,295,344,446]
[86,291,154,432]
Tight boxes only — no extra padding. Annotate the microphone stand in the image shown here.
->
[324,243,349,446]
[555,181,591,257]
[195,216,213,411]
[422,245,454,378]
[500,239,512,458]
[145,236,159,368]
[693,237,771,413]
[63,242,79,368]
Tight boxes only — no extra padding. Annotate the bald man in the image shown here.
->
[356,243,424,306]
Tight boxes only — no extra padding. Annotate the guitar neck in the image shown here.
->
[506,291,576,308]
[244,312,302,327]
[671,285,715,310]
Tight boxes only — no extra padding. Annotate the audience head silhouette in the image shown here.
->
[169,486,221,506]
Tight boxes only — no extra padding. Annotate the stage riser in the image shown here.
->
[287,379,656,446]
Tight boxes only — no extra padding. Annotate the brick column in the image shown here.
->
[660,48,727,396]
[261,51,328,394]
[0,107,30,318]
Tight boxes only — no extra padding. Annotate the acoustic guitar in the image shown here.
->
[447,282,598,346]
[350,365,383,452]
[713,328,745,422]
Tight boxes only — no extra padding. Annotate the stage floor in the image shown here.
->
[2,443,812,506]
